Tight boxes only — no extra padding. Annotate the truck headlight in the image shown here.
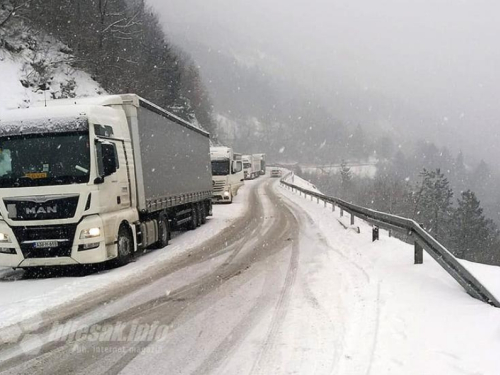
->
[0,232,11,243]
[223,191,230,197]
[80,227,101,239]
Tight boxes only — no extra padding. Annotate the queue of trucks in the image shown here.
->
[0,94,266,269]
[242,154,266,180]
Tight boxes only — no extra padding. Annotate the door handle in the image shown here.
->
[117,196,121,205]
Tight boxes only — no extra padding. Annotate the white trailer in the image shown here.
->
[0,94,213,268]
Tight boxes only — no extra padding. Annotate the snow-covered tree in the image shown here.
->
[413,168,454,240]
[449,190,500,263]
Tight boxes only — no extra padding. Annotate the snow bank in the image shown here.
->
[283,172,321,193]
[277,175,500,375]
[460,259,500,300]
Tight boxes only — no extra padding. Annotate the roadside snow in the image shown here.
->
[0,58,26,111]
[0,180,254,329]
[277,175,500,375]
[0,38,103,113]
[283,172,321,193]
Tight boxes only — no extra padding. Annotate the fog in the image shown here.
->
[147,0,500,164]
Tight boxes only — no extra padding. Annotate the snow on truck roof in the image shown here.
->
[0,105,123,137]
[0,94,210,138]
[38,94,210,137]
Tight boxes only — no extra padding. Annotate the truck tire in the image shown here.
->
[200,203,207,225]
[114,226,133,267]
[188,204,199,230]
[153,215,169,249]
[196,203,203,227]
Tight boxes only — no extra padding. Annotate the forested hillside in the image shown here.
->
[0,0,216,134]
[300,143,500,266]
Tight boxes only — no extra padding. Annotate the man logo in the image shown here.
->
[25,206,57,215]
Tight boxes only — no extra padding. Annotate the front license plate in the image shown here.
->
[34,240,59,248]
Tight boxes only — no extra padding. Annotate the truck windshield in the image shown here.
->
[243,162,251,169]
[0,132,91,188]
[211,159,230,176]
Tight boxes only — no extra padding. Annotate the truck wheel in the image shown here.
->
[188,204,199,230]
[197,203,203,227]
[114,226,133,267]
[200,203,207,225]
[154,216,170,249]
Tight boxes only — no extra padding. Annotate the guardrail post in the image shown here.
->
[324,200,327,208]
[372,227,379,241]
[350,213,355,225]
[332,203,335,212]
[414,241,423,264]
[310,195,313,201]
[388,229,392,238]
[340,208,344,217]
[317,197,319,204]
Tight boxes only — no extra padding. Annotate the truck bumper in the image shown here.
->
[0,216,111,268]
[212,192,232,202]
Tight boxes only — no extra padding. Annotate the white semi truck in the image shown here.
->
[242,154,261,180]
[253,153,267,176]
[0,94,213,269]
[210,147,244,203]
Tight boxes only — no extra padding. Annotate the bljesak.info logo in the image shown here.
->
[1,317,171,356]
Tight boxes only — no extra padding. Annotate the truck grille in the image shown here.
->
[4,195,79,221]
[212,180,226,192]
[12,225,77,259]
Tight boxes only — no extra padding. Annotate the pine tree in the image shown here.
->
[413,168,454,241]
[450,190,491,260]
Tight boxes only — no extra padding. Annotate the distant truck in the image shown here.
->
[242,154,261,180]
[210,147,244,203]
[0,94,213,269]
[253,153,266,175]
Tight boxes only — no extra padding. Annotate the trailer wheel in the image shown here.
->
[188,204,199,230]
[154,215,170,249]
[114,226,133,267]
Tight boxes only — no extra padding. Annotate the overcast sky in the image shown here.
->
[147,0,500,164]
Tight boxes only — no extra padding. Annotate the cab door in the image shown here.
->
[96,140,130,212]
[231,160,244,194]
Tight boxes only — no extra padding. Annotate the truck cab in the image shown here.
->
[242,155,254,180]
[0,104,138,268]
[210,147,244,203]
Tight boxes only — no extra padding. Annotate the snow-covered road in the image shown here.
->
[0,176,499,375]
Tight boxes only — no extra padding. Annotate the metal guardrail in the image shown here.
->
[279,173,500,308]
